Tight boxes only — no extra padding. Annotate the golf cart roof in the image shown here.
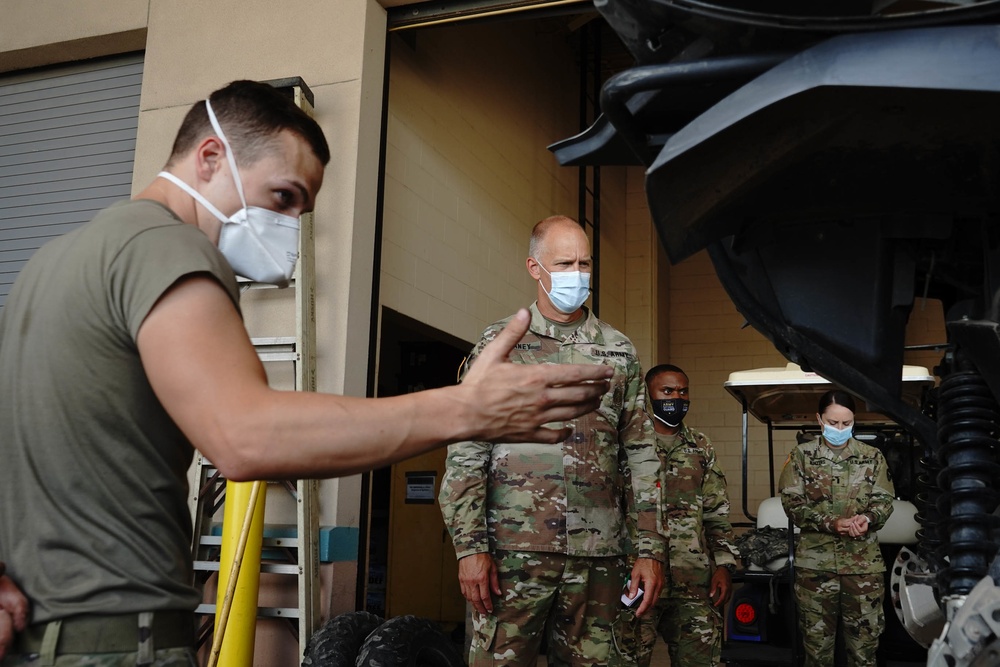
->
[724,363,934,425]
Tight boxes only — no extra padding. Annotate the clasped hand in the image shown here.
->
[834,514,870,538]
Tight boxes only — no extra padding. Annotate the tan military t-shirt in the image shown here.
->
[0,199,240,622]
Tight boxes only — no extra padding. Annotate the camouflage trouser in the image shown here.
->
[644,596,721,667]
[0,649,196,667]
[608,595,721,667]
[469,550,626,667]
[793,569,884,667]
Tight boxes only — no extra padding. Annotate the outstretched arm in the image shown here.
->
[137,276,612,480]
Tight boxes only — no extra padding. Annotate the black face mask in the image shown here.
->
[651,398,689,427]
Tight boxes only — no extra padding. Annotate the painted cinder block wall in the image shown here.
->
[626,167,948,524]
[381,22,629,346]
[380,20,949,531]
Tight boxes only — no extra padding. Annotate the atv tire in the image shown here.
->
[302,611,384,666]
[355,615,464,666]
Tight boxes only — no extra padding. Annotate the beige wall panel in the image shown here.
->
[655,234,671,365]
[382,22,580,343]
[598,167,627,333]
[668,251,946,523]
[666,250,791,526]
[140,0,371,109]
[624,166,659,369]
[1,0,148,72]
[131,105,189,193]
[135,0,386,403]
[904,297,947,372]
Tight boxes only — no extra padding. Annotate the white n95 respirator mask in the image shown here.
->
[157,99,300,287]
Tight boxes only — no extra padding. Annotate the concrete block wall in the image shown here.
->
[903,297,947,373]
[664,251,792,524]
[668,259,947,524]
[381,23,589,345]
[624,176,948,524]
[597,168,628,332]
[625,168,662,369]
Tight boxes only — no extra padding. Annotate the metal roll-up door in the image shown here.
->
[0,54,143,309]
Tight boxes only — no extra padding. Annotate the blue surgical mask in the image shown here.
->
[536,262,590,314]
[822,423,852,447]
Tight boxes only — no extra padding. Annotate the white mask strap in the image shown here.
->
[157,171,229,223]
[204,99,248,211]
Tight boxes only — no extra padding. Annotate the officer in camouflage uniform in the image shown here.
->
[778,389,894,667]
[439,216,665,666]
[627,364,739,667]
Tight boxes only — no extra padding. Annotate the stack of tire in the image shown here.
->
[302,611,466,666]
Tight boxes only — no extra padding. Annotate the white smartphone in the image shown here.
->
[621,586,645,608]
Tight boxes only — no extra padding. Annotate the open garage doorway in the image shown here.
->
[361,6,641,647]
[363,307,470,629]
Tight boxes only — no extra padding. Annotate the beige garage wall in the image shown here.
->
[596,168,628,331]
[664,249,792,523]
[1,0,148,73]
[381,21,629,345]
[628,179,948,525]
[625,168,668,368]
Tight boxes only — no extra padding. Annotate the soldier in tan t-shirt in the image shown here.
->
[0,82,611,666]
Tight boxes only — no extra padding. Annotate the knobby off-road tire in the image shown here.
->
[302,611,385,666]
[355,615,464,667]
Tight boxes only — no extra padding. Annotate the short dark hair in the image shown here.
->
[817,389,856,415]
[167,80,330,168]
[645,364,687,386]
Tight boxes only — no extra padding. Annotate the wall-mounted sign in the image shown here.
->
[405,471,437,504]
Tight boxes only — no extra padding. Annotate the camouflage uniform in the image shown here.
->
[778,436,895,667]
[439,303,665,666]
[629,426,738,667]
[472,550,626,666]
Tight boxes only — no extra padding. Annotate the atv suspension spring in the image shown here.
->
[936,360,1000,596]
[914,453,945,568]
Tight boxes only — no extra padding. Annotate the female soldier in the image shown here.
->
[778,389,895,667]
